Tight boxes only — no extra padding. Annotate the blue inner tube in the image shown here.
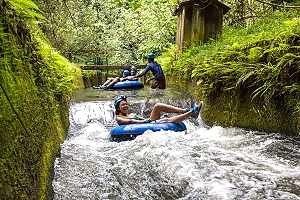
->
[112,80,144,89]
[110,122,187,142]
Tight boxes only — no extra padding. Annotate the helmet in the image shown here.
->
[130,66,137,72]
[114,95,127,108]
[123,70,130,76]
[146,53,155,59]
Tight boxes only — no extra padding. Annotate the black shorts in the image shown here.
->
[151,78,166,89]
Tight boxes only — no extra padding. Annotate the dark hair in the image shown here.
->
[114,95,127,115]
[148,58,154,62]
[115,104,120,115]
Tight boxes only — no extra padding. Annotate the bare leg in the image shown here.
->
[149,103,186,120]
[156,111,193,124]
[107,77,120,88]
[102,77,114,86]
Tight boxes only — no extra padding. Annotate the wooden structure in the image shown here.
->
[174,0,230,50]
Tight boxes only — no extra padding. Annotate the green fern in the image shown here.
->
[8,0,44,24]
[264,43,291,63]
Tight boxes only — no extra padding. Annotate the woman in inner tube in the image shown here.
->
[114,95,203,125]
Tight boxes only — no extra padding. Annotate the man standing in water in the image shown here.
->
[134,53,166,89]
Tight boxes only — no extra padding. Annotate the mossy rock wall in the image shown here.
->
[0,1,84,199]
[167,77,300,135]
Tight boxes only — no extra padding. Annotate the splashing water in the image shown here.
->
[52,87,300,200]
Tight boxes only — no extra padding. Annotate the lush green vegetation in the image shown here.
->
[0,0,83,199]
[34,0,179,64]
[1,0,300,199]
[163,10,300,108]
[32,0,300,83]
[33,0,300,64]
[161,9,300,133]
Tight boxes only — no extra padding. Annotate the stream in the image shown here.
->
[52,86,300,200]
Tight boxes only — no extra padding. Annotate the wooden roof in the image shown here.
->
[173,0,230,16]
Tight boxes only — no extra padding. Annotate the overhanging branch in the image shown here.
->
[255,0,300,8]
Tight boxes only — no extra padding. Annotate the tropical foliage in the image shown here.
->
[223,0,300,27]
[34,0,179,64]
[33,0,300,64]
[1,0,300,199]
[162,9,300,114]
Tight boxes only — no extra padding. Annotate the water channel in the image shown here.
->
[52,86,300,199]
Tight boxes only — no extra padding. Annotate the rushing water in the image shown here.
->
[52,86,300,200]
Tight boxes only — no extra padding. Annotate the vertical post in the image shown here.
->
[99,70,102,85]
[95,56,101,65]
[105,56,108,80]
[105,56,108,65]
[68,52,72,61]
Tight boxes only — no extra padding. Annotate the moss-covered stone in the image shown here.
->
[168,78,300,135]
[0,1,84,199]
